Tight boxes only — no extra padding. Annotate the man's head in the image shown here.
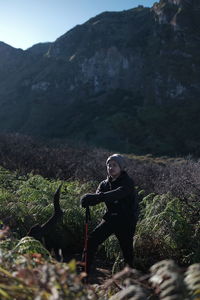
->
[106,154,126,179]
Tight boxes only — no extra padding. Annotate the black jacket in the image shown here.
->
[96,171,138,224]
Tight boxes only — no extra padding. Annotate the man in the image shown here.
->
[81,154,138,277]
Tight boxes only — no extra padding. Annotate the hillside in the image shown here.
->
[0,0,200,155]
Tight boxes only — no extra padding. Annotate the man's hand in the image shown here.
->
[80,193,101,208]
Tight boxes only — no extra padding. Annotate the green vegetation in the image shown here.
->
[0,164,199,299]
[0,134,199,298]
[74,94,200,156]
[135,193,199,268]
[16,90,200,157]
[13,236,51,258]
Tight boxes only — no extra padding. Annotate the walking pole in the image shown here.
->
[84,205,91,279]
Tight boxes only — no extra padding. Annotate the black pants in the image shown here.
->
[83,218,136,274]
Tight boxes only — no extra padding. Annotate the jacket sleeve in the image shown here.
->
[96,181,106,193]
[98,184,134,204]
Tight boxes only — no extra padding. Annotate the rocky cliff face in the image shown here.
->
[0,0,199,155]
[150,0,200,104]
[46,8,151,98]
[153,0,200,28]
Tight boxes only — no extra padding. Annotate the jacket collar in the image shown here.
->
[107,171,127,184]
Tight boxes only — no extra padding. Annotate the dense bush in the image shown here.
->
[135,192,199,268]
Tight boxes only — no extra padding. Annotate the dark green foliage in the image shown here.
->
[134,192,200,270]
[13,236,51,258]
[23,96,200,157]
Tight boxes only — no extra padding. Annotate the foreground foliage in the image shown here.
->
[0,233,199,300]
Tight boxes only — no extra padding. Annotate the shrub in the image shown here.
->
[135,193,197,269]
[13,236,51,259]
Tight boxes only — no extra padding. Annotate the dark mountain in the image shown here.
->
[0,0,200,156]
[26,42,52,56]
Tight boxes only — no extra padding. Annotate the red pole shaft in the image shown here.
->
[84,223,88,274]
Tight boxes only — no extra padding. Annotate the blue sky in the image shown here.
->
[0,0,156,50]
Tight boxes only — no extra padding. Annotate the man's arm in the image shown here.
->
[98,184,134,204]
[96,181,106,193]
[81,181,134,207]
